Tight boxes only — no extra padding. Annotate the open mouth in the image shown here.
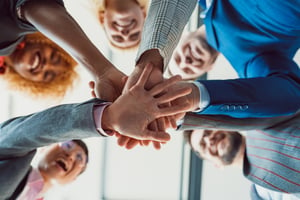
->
[56,159,68,172]
[30,52,42,73]
[115,19,135,28]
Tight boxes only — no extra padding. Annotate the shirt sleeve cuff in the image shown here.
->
[192,81,210,112]
[93,102,112,137]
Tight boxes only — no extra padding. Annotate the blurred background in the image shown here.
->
[1,0,299,199]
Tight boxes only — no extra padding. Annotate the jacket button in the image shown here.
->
[220,105,230,111]
[241,105,249,110]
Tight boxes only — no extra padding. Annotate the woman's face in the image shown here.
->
[100,0,146,49]
[10,43,69,83]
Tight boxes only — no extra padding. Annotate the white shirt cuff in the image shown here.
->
[192,81,210,112]
[93,102,112,137]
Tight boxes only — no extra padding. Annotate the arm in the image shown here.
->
[180,112,298,131]
[0,99,103,158]
[125,0,198,91]
[21,0,125,101]
[136,0,198,69]
[198,53,300,118]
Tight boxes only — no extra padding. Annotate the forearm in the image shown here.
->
[22,0,114,77]
[198,75,300,118]
[136,0,197,69]
[180,112,297,131]
[0,99,103,157]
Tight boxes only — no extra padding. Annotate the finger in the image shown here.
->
[148,120,158,132]
[143,130,171,142]
[118,136,131,146]
[149,75,181,96]
[152,141,162,150]
[135,64,153,88]
[142,140,151,146]
[126,139,140,149]
[159,103,191,116]
[91,90,97,98]
[157,117,166,131]
[170,117,178,129]
[122,76,129,84]
[157,87,192,104]
[89,81,95,89]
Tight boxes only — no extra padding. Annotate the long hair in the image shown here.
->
[1,32,78,99]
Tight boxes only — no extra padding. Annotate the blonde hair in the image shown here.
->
[2,32,78,99]
[96,0,149,52]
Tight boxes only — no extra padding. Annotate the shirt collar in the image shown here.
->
[198,0,213,18]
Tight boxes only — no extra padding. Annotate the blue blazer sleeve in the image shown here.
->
[198,53,300,118]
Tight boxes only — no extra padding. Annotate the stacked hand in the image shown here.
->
[102,64,192,141]
[90,50,200,149]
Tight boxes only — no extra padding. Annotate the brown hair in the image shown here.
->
[2,32,78,99]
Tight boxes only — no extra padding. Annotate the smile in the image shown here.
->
[30,52,42,73]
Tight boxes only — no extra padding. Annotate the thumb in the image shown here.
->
[89,81,95,89]
[122,76,129,84]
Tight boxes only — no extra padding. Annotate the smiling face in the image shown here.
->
[38,141,88,185]
[168,27,219,80]
[9,42,69,83]
[190,130,244,167]
[99,0,146,49]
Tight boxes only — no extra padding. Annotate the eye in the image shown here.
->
[50,50,61,65]
[112,35,124,42]
[43,71,55,82]
[76,153,85,165]
[129,32,140,41]
[174,53,181,65]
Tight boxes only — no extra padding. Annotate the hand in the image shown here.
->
[124,49,164,93]
[101,65,192,142]
[94,67,126,101]
[125,50,175,140]
[168,81,201,123]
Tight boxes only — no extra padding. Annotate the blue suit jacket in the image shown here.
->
[0,99,105,200]
[197,0,300,118]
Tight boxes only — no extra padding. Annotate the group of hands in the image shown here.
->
[90,50,200,150]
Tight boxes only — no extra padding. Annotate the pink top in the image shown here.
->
[17,168,44,200]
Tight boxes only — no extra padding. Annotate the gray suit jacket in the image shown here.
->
[0,98,105,200]
[179,112,300,193]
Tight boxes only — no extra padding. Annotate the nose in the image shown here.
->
[184,56,193,64]
[121,28,130,36]
[204,135,216,146]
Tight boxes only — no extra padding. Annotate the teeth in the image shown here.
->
[31,53,39,70]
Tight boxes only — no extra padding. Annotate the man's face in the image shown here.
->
[99,0,145,49]
[190,130,244,167]
[168,32,217,80]
[38,141,87,185]
[10,43,69,83]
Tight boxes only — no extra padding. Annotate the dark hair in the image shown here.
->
[72,139,89,164]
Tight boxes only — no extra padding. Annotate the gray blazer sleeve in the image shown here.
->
[0,98,106,199]
[179,111,299,131]
[0,98,106,159]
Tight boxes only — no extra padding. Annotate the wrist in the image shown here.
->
[136,49,163,71]
[190,83,201,111]
[101,105,116,132]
